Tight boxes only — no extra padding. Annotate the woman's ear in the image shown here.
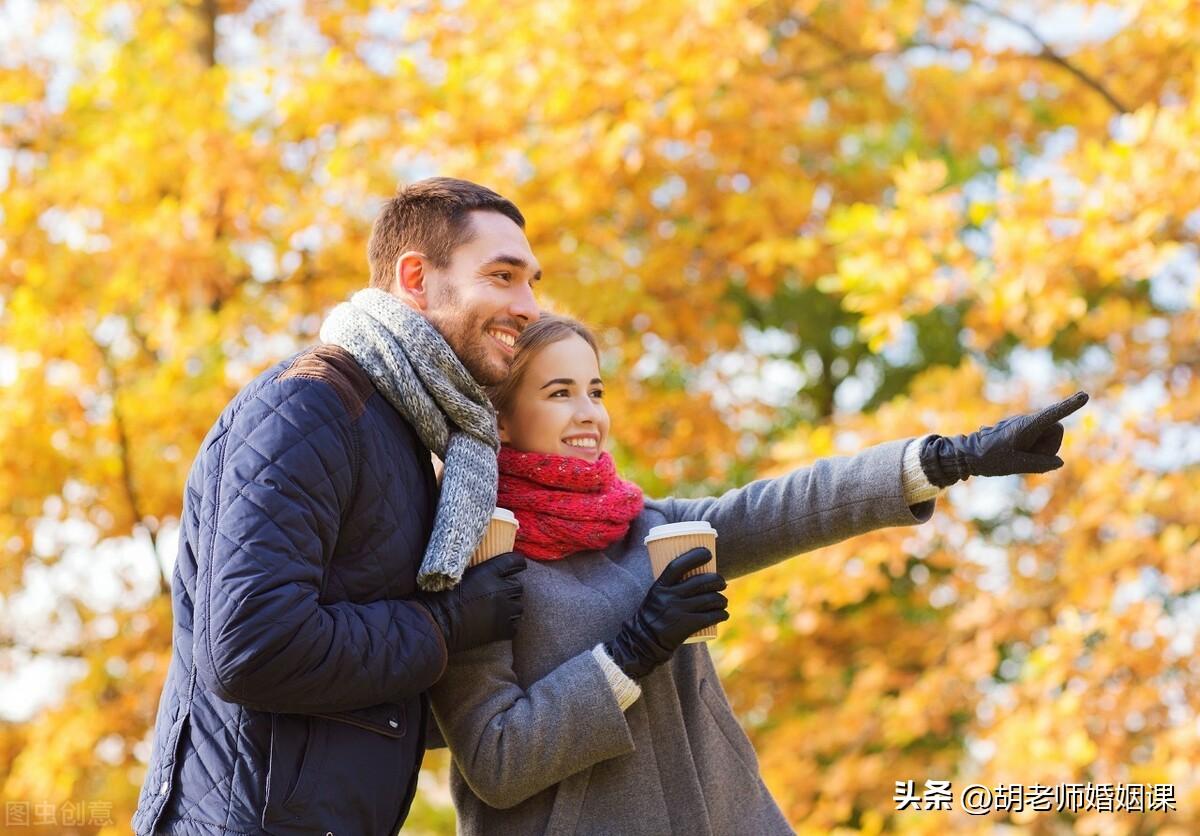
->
[496,413,512,444]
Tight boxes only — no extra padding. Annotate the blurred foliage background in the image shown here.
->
[2,0,1200,833]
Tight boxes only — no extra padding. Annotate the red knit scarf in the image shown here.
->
[497,446,645,560]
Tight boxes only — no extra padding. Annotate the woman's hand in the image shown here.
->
[603,548,729,680]
[919,391,1090,487]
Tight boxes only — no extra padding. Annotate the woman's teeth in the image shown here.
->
[564,438,597,449]
[488,329,515,347]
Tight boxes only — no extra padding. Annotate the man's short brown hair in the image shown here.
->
[367,177,525,289]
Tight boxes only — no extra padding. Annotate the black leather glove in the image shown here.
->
[603,548,729,680]
[415,551,527,654]
[919,391,1089,488]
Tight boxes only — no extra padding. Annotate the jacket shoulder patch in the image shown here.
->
[278,345,375,420]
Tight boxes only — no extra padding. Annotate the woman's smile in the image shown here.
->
[562,433,601,458]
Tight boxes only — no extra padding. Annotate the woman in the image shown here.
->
[429,315,1086,835]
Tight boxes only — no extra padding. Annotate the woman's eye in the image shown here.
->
[590,390,604,399]
[549,390,568,398]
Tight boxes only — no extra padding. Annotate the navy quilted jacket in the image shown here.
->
[132,345,449,836]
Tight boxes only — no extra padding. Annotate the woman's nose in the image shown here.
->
[574,398,600,422]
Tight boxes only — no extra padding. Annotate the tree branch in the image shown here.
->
[200,0,219,67]
[94,336,171,598]
[0,636,85,660]
[778,16,952,84]
[786,5,1130,114]
[959,0,1130,114]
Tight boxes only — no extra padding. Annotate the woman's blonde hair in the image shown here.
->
[487,315,600,416]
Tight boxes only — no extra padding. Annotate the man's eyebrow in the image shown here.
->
[538,378,603,389]
[486,253,542,282]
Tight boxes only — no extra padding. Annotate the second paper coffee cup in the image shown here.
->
[469,508,519,567]
[644,521,719,643]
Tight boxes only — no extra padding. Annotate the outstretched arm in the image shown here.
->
[652,437,938,580]
[654,392,1088,581]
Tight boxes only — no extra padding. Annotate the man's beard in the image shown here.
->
[451,321,505,386]
[426,289,508,387]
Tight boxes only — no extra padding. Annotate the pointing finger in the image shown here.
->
[1034,391,1089,427]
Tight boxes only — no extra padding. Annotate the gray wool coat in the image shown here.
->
[429,437,937,835]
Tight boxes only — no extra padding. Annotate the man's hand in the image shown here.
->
[919,391,1090,487]
[415,551,527,654]
[603,548,729,680]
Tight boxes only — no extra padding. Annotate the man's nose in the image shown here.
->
[508,280,539,324]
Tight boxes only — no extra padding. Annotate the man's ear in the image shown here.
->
[391,252,429,310]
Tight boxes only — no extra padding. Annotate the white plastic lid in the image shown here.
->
[492,507,519,527]
[643,520,717,544]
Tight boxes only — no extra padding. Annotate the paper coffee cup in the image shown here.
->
[644,521,719,643]
[469,508,519,567]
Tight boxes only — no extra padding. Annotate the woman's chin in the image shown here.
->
[560,445,600,461]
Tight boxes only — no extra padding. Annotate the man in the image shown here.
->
[133,178,542,835]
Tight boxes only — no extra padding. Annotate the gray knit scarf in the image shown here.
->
[319,288,499,591]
